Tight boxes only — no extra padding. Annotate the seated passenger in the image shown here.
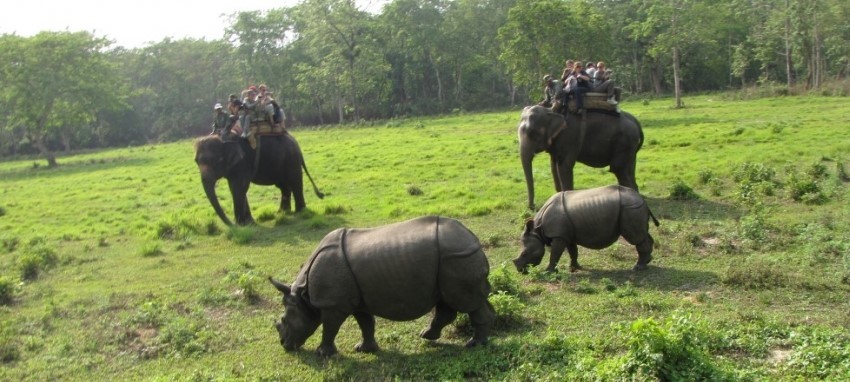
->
[593,61,621,104]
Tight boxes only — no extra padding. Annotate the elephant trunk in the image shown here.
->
[202,177,233,226]
[520,143,536,210]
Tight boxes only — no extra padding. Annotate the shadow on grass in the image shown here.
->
[0,156,154,182]
[580,265,720,292]
[640,114,722,130]
[645,196,741,222]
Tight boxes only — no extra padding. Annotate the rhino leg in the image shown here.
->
[465,300,495,347]
[353,312,379,353]
[566,242,583,272]
[546,238,568,272]
[632,234,654,271]
[316,310,347,357]
[420,302,457,341]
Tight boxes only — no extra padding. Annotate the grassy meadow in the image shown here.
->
[1,94,849,380]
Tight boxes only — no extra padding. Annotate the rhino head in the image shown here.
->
[268,277,321,351]
[513,219,546,273]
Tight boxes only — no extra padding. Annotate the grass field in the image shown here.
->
[1,94,849,380]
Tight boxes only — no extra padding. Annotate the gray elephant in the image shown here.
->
[194,134,323,226]
[268,216,495,357]
[513,185,659,273]
[518,105,644,210]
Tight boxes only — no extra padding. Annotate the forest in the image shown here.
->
[1,0,850,165]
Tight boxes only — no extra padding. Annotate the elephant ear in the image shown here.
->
[545,114,568,147]
[223,141,245,170]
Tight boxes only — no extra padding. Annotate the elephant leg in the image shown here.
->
[229,181,254,225]
[546,238,568,272]
[420,302,457,341]
[353,312,379,353]
[567,242,582,272]
[278,184,292,213]
[317,310,348,357]
[555,156,575,191]
[550,155,562,192]
[465,300,495,347]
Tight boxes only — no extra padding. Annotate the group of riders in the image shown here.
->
[211,84,286,139]
[540,60,622,114]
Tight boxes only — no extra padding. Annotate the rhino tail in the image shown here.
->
[647,207,660,227]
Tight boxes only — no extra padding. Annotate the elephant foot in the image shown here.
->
[355,340,380,353]
[569,264,583,273]
[544,266,559,273]
[419,327,442,341]
[633,263,650,271]
[316,344,338,357]
[464,337,488,348]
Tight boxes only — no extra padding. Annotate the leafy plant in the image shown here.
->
[669,179,699,200]
[16,241,58,280]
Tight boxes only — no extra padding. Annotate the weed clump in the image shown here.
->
[226,226,254,244]
[616,313,735,381]
[669,179,699,200]
[0,276,18,305]
[17,239,58,280]
[722,260,788,289]
[138,241,163,257]
[407,185,424,196]
[224,264,262,304]
[489,263,522,296]
[0,205,6,217]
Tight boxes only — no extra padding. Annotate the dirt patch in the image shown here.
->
[769,347,793,364]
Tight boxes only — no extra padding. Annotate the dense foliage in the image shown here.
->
[2,0,850,164]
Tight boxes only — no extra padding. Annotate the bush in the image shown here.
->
[489,292,525,329]
[787,170,827,205]
[618,313,734,381]
[669,180,699,200]
[489,263,522,296]
[17,242,58,280]
[224,263,262,303]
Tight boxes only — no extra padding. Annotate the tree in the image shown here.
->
[0,32,123,166]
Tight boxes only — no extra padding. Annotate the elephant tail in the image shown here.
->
[302,160,325,199]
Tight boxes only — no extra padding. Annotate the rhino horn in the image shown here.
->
[268,277,291,294]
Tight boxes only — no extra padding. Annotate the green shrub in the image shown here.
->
[489,291,525,329]
[669,180,699,200]
[224,264,262,303]
[489,263,522,296]
[733,162,776,183]
[618,313,734,381]
[132,299,170,327]
[787,171,826,204]
[784,329,850,379]
[697,169,715,185]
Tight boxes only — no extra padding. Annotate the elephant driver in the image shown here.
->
[239,89,275,140]
[210,103,230,136]
[538,74,564,112]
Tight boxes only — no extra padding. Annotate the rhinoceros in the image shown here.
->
[513,185,659,273]
[269,215,495,357]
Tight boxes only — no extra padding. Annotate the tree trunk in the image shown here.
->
[673,46,683,108]
[32,134,58,167]
[784,0,795,88]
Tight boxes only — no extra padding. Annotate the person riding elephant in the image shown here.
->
[517,105,644,210]
[538,75,563,109]
[194,133,324,226]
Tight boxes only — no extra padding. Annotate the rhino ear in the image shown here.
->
[268,277,291,295]
[523,219,535,235]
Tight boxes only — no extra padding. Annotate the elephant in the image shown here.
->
[513,185,659,273]
[518,105,644,210]
[194,134,323,226]
[268,216,495,357]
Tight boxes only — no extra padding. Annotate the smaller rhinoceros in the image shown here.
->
[513,185,659,273]
[269,216,495,357]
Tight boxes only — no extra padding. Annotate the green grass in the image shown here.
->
[1,94,849,380]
